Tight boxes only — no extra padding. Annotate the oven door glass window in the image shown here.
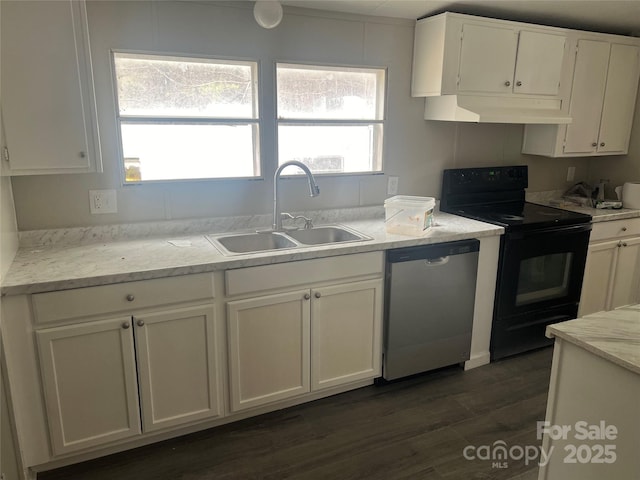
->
[516,253,573,305]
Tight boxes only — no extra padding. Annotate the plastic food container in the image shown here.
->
[384,195,436,236]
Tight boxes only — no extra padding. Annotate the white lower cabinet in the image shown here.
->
[133,307,221,433]
[8,255,384,472]
[36,317,142,455]
[225,252,384,413]
[311,280,382,390]
[227,290,311,411]
[227,279,383,412]
[579,219,640,316]
[33,275,222,456]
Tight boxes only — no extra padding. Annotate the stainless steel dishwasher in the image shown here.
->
[383,239,480,380]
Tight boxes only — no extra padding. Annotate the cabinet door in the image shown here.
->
[1,0,100,174]
[563,40,610,154]
[134,305,221,433]
[311,280,383,391]
[513,31,566,95]
[227,291,310,412]
[597,44,640,153]
[578,240,618,317]
[36,317,141,455]
[610,237,640,310]
[458,23,518,93]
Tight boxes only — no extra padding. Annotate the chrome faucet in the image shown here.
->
[272,161,320,231]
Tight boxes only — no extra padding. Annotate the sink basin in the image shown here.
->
[286,225,370,245]
[206,225,371,255]
[207,232,297,254]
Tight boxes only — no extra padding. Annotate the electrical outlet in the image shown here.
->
[89,189,118,214]
[387,176,399,195]
[567,166,576,182]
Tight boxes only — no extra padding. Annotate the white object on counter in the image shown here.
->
[615,182,640,209]
[384,195,435,236]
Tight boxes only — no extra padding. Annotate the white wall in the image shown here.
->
[10,1,592,231]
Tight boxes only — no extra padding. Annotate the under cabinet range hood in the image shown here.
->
[423,96,573,124]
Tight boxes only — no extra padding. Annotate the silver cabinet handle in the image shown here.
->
[122,322,131,329]
[314,292,321,299]
[600,142,605,147]
[591,142,598,147]
[304,293,310,300]
[617,241,623,248]
[504,81,511,87]
[136,319,145,327]
[126,294,135,302]
[622,242,628,247]
[622,227,628,232]
[516,81,522,86]
[79,151,86,158]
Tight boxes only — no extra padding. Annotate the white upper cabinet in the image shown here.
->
[1,0,101,175]
[562,40,611,154]
[457,25,565,96]
[512,31,567,95]
[412,13,567,98]
[522,37,640,157]
[597,43,640,153]
[564,41,640,155]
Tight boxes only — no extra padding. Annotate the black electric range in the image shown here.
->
[441,165,592,360]
[445,201,591,231]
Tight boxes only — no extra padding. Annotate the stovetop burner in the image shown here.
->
[494,214,524,221]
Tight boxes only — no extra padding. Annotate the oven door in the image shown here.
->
[495,223,591,319]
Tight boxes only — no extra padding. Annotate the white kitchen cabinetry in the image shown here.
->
[225,253,384,413]
[33,275,221,456]
[132,306,220,433]
[0,0,101,174]
[36,317,141,455]
[311,280,382,390]
[227,290,311,411]
[578,219,640,316]
[412,13,566,97]
[523,39,640,157]
[541,328,640,480]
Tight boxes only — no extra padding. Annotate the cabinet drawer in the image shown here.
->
[32,274,214,325]
[225,252,384,296]
[590,218,640,242]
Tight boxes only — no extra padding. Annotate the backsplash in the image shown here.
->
[18,206,384,248]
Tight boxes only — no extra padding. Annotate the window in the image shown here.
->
[112,52,259,182]
[276,63,386,175]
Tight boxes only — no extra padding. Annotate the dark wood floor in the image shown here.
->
[40,348,553,480]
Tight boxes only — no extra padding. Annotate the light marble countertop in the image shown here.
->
[2,209,503,296]
[546,305,640,375]
[527,191,640,222]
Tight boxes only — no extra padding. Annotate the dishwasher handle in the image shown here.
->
[387,239,479,263]
[424,256,450,266]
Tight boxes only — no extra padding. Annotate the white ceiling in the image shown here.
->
[280,0,640,36]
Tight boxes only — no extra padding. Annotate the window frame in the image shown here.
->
[110,50,262,184]
[275,61,387,177]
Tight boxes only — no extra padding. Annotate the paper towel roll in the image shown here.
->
[622,182,640,209]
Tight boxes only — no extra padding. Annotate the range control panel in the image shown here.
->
[442,165,528,193]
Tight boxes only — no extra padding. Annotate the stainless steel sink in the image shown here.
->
[207,232,297,255]
[286,225,369,245]
[206,225,371,255]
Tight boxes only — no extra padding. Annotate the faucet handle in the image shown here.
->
[281,212,314,230]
